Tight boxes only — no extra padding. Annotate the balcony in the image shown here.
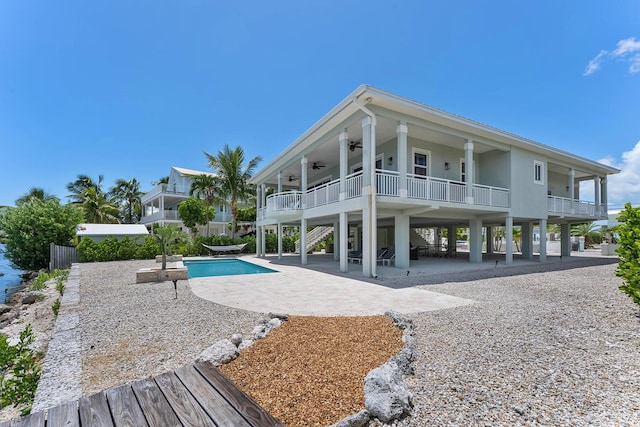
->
[141,184,191,203]
[548,196,606,218]
[263,171,510,218]
[141,210,180,223]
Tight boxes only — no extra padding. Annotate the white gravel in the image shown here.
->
[393,262,640,426]
[77,260,264,395]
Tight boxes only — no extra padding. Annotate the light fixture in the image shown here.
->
[444,162,450,170]
[566,185,570,191]
[387,157,393,166]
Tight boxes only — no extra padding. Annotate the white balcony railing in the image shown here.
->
[547,196,605,217]
[263,171,510,217]
[141,209,180,223]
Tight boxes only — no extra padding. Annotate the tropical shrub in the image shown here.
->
[78,236,160,262]
[0,199,83,270]
[616,203,640,305]
[0,325,41,416]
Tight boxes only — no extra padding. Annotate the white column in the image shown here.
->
[505,217,513,265]
[568,168,575,200]
[301,156,308,207]
[469,218,483,263]
[594,176,601,205]
[397,121,408,198]
[339,130,348,201]
[447,225,456,257]
[255,186,261,256]
[300,217,307,265]
[539,219,547,262]
[277,172,282,193]
[361,116,373,277]
[601,177,608,216]
[277,222,283,260]
[395,214,410,268]
[521,222,533,260]
[333,220,339,261]
[261,226,266,257]
[465,140,474,204]
[339,212,348,272]
[561,223,571,257]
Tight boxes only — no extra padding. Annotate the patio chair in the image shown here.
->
[378,247,395,266]
[348,250,362,264]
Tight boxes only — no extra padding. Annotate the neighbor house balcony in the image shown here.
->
[141,183,191,203]
[260,170,511,220]
[141,209,181,223]
[547,195,607,218]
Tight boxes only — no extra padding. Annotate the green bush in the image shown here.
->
[78,236,160,262]
[0,199,83,271]
[0,324,41,416]
[616,203,640,305]
[52,298,61,318]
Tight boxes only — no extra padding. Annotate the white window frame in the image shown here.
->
[412,148,431,177]
[351,154,383,174]
[534,160,544,185]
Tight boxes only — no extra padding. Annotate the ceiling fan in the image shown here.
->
[349,141,362,152]
[312,162,326,170]
[288,175,298,182]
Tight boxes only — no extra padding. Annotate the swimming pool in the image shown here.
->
[184,259,277,278]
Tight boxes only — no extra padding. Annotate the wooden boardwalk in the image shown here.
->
[0,362,283,427]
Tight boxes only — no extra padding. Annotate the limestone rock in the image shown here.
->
[197,339,239,366]
[251,324,268,339]
[0,310,18,324]
[329,409,371,427]
[22,291,42,305]
[268,312,289,321]
[230,333,243,347]
[238,339,254,350]
[364,362,412,423]
[384,310,415,333]
[390,345,418,376]
[0,304,11,315]
[268,318,283,329]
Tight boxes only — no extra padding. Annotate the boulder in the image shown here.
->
[364,362,412,423]
[238,340,254,350]
[329,409,371,427]
[0,311,19,324]
[22,291,42,305]
[230,333,243,347]
[390,345,418,376]
[384,310,415,333]
[0,304,11,315]
[268,312,289,321]
[197,339,239,366]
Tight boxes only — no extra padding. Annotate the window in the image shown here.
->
[413,149,430,177]
[351,154,383,174]
[534,160,544,185]
[460,159,466,183]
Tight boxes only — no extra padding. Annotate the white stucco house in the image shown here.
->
[140,166,233,235]
[250,85,619,278]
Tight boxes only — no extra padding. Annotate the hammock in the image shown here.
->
[201,243,248,254]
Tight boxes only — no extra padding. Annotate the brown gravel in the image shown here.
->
[219,315,404,427]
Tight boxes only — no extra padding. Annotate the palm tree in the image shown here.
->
[80,187,120,224]
[151,224,189,270]
[205,145,262,238]
[189,174,218,236]
[15,187,59,205]
[152,176,169,186]
[571,222,598,248]
[67,174,104,204]
[111,178,144,224]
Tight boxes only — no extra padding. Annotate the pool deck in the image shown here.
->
[187,250,618,316]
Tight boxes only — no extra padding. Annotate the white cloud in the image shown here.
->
[597,140,640,206]
[584,37,640,75]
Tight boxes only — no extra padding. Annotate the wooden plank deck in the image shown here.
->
[0,362,283,427]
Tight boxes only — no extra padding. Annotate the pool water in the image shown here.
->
[184,259,276,278]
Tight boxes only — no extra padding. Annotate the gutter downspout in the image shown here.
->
[353,96,378,278]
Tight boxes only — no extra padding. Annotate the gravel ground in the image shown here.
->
[78,260,264,395]
[393,262,640,426]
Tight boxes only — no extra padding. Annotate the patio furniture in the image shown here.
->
[378,247,395,266]
[348,250,362,263]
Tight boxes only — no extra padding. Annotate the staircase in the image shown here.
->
[411,228,433,246]
[295,226,334,254]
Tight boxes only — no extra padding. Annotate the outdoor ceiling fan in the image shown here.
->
[349,141,362,152]
[288,175,298,182]
[312,162,326,170]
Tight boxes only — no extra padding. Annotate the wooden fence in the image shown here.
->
[49,243,78,271]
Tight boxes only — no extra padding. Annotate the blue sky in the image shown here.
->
[1,0,638,209]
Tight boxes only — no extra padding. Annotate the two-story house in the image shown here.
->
[140,166,232,235]
[250,85,619,278]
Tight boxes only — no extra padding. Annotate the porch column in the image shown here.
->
[505,217,513,265]
[568,168,575,200]
[260,183,266,257]
[465,140,474,204]
[447,225,456,257]
[361,116,374,277]
[601,177,608,215]
[261,225,266,257]
[486,226,494,254]
[300,217,307,265]
[277,172,282,193]
[277,222,283,259]
[301,157,308,207]
[255,185,261,256]
[560,223,572,257]
[594,176,601,207]
[397,121,408,197]
[339,212,348,272]
[521,222,533,260]
[395,214,410,269]
[339,130,348,201]
[539,219,547,262]
[469,218,483,263]
[333,220,339,261]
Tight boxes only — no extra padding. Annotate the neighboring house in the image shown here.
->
[76,224,149,243]
[140,167,232,235]
[250,85,619,278]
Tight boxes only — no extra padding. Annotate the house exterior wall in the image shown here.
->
[509,147,549,219]
[478,150,510,189]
